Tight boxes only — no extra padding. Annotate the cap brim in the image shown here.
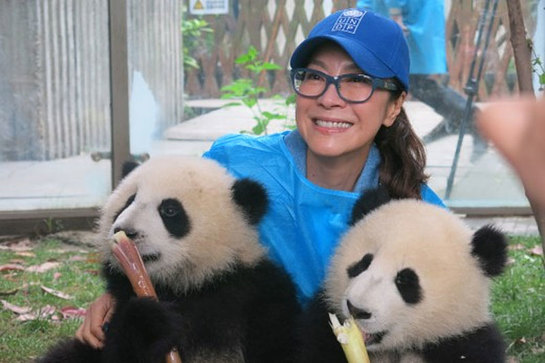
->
[290,35,397,80]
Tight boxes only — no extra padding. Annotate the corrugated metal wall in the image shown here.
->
[0,0,183,161]
[37,0,111,160]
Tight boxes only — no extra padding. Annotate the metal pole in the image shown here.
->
[444,0,499,199]
[108,0,131,188]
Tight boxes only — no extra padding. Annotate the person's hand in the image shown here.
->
[477,95,545,207]
[75,293,116,349]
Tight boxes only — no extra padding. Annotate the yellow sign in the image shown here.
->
[189,0,228,15]
[193,0,203,10]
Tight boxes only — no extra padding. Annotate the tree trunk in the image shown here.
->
[506,0,545,258]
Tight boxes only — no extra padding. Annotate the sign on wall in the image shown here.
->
[189,0,228,15]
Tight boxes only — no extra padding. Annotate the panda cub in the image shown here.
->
[297,188,507,363]
[39,156,300,363]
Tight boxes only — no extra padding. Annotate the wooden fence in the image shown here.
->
[184,0,536,99]
[0,0,537,161]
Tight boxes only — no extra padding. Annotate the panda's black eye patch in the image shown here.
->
[347,254,373,278]
[113,193,136,223]
[158,198,190,238]
[395,268,422,304]
[157,199,189,238]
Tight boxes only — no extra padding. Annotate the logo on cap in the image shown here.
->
[331,9,366,34]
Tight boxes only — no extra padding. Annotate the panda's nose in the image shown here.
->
[347,300,372,320]
[113,227,138,240]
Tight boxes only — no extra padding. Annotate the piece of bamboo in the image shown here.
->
[111,231,182,363]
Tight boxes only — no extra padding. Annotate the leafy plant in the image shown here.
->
[531,56,545,91]
[530,40,545,92]
[40,218,64,235]
[220,46,295,135]
[181,17,212,69]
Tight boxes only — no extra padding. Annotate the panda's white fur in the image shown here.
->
[327,200,492,351]
[39,155,300,363]
[296,188,507,363]
[98,156,266,292]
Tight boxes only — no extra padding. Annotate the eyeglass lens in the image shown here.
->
[292,69,374,103]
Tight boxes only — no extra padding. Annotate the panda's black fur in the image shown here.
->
[38,156,300,363]
[296,187,507,363]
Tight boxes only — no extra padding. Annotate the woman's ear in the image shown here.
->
[383,91,406,127]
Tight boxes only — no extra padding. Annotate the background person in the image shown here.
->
[357,0,486,159]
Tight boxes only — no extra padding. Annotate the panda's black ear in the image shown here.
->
[470,225,508,277]
[122,161,140,178]
[350,186,391,225]
[231,178,268,225]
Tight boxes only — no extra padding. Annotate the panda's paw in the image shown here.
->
[106,297,184,360]
[36,338,102,363]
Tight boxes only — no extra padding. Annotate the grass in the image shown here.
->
[0,234,544,362]
[0,238,104,362]
[492,235,545,362]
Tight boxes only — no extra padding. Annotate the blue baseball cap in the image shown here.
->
[290,8,410,91]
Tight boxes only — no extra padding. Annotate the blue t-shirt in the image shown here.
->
[357,0,447,75]
[204,131,444,303]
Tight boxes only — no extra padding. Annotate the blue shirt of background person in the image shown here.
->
[356,0,447,75]
[357,1,487,158]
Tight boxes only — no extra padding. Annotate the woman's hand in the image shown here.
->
[75,293,116,349]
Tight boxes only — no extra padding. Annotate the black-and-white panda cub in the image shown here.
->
[39,156,299,363]
[297,187,507,363]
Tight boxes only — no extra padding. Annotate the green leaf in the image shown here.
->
[220,79,254,96]
[247,46,258,59]
[235,46,259,65]
[247,64,262,73]
[235,53,252,64]
[263,112,287,121]
[262,62,282,70]
[221,101,243,108]
[252,123,265,135]
[261,111,282,120]
[539,73,545,86]
[184,57,199,69]
[254,86,268,94]
[285,94,296,105]
[242,98,257,108]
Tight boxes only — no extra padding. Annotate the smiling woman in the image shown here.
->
[291,42,406,191]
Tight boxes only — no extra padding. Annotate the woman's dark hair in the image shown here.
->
[375,85,429,199]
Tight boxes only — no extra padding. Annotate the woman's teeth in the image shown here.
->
[315,120,351,129]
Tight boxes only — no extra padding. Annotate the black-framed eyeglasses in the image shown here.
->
[290,68,400,103]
